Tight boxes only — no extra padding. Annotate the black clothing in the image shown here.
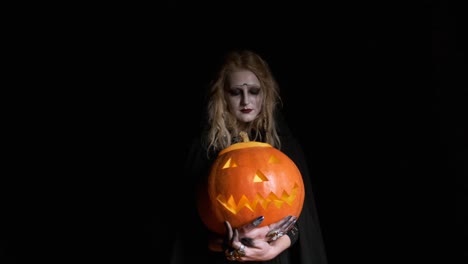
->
[170,115,327,264]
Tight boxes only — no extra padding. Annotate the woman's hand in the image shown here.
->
[223,215,297,262]
[237,215,297,243]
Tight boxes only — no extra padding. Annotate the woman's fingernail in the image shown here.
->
[241,237,254,247]
[252,216,264,226]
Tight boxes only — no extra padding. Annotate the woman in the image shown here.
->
[170,49,327,263]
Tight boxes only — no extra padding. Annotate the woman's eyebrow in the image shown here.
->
[230,84,260,88]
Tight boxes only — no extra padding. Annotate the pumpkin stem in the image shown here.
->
[239,131,250,142]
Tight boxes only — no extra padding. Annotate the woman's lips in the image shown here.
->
[241,109,253,113]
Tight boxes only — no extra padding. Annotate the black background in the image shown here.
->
[1,2,465,263]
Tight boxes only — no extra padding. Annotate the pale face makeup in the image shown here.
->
[226,70,263,123]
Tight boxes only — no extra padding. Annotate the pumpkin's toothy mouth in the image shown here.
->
[215,182,301,215]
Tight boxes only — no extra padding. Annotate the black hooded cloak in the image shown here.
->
[169,112,328,264]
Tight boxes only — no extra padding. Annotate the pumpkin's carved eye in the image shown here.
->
[222,157,270,183]
[253,154,280,182]
[222,158,238,168]
[268,154,281,164]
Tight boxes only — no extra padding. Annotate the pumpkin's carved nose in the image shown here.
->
[253,170,268,182]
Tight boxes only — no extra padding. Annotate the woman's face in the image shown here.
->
[226,70,263,123]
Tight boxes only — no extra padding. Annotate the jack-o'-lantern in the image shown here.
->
[197,132,305,234]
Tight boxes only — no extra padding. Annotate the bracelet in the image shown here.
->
[286,225,299,245]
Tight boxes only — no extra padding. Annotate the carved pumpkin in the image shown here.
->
[197,133,305,234]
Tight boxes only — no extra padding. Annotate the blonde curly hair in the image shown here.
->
[206,50,282,153]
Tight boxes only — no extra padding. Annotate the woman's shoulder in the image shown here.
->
[275,110,294,136]
[276,114,301,147]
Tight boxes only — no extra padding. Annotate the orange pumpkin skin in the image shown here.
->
[198,141,305,235]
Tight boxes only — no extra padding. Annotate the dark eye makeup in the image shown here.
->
[227,86,261,96]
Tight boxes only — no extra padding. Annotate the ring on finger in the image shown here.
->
[236,244,246,257]
[225,249,235,260]
[267,229,285,241]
